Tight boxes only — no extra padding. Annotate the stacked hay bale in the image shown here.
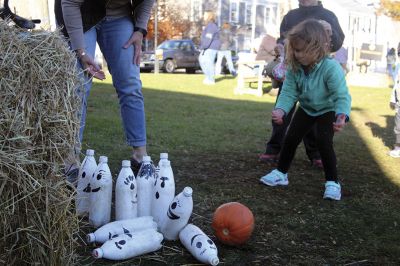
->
[0,21,83,264]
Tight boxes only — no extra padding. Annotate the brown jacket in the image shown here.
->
[255,34,276,62]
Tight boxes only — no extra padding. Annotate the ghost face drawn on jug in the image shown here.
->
[167,199,182,220]
[190,234,218,256]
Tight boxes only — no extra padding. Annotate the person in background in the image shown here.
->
[255,33,281,88]
[386,47,397,84]
[259,0,345,169]
[199,11,220,85]
[259,19,351,201]
[215,22,236,77]
[56,0,154,180]
[255,34,277,63]
[333,46,349,75]
[389,76,400,158]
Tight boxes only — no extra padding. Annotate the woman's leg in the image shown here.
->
[96,17,146,155]
[224,50,235,73]
[215,51,223,75]
[76,27,97,143]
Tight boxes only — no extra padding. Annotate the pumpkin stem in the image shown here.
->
[222,228,229,236]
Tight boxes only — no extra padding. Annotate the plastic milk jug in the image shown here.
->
[160,186,193,240]
[115,160,138,220]
[179,223,219,266]
[76,149,97,216]
[87,216,157,243]
[89,155,112,228]
[158,153,168,168]
[92,230,163,260]
[154,152,168,183]
[136,156,155,217]
[151,160,175,226]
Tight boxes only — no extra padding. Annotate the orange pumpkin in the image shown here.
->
[211,202,254,246]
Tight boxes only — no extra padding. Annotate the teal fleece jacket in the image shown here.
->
[276,57,351,119]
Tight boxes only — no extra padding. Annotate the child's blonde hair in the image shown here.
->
[285,19,330,72]
[203,11,216,23]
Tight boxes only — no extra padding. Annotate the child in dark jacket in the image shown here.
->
[259,19,351,201]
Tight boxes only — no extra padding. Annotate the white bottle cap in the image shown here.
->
[183,187,193,197]
[99,156,108,163]
[209,256,220,266]
[143,155,151,162]
[92,248,103,259]
[160,152,168,159]
[86,233,95,243]
[86,149,94,156]
[122,160,131,167]
[161,160,171,167]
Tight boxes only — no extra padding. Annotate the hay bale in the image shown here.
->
[0,21,83,265]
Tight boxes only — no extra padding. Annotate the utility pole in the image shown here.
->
[154,0,159,74]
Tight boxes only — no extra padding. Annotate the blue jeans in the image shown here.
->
[77,16,146,147]
[215,50,235,75]
[199,49,217,82]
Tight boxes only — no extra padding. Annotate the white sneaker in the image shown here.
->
[323,181,341,201]
[203,79,215,85]
[260,169,288,186]
[388,147,400,158]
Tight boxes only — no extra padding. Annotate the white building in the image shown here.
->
[4,0,399,71]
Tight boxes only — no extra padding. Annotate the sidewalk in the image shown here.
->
[346,71,391,88]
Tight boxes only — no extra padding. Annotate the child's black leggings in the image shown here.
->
[277,108,338,182]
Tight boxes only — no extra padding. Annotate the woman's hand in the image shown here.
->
[76,50,105,80]
[123,31,143,65]
[390,102,396,110]
[272,108,285,125]
[333,114,346,132]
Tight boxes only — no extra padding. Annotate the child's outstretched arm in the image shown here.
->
[275,69,298,115]
[326,62,352,132]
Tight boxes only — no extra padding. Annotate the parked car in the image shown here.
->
[140,39,238,74]
[141,39,200,73]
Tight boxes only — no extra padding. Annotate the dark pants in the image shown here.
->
[265,82,320,161]
[277,108,338,182]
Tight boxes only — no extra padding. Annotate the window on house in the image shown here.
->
[264,5,277,26]
[230,0,239,23]
[245,3,252,25]
[272,6,277,24]
[265,7,271,25]
[191,0,202,21]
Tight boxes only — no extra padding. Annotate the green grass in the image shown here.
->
[80,73,400,265]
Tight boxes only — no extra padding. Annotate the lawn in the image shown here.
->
[80,73,400,265]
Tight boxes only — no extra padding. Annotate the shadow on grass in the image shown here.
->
[81,83,400,265]
[365,115,396,150]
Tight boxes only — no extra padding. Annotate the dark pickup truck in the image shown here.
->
[141,39,237,74]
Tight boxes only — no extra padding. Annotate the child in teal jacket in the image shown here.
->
[260,19,351,201]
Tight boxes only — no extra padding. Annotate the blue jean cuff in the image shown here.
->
[127,140,146,147]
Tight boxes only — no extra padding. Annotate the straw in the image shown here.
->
[0,20,83,265]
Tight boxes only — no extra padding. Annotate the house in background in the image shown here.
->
[4,0,400,72]
[190,0,282,52]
